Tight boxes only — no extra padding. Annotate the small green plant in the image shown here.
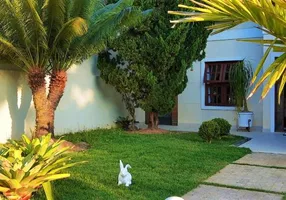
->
[115,116,133,131]
[198,121,220,143]
[0,134,83,200]
[229,61,253,112]
[212,118,232,136]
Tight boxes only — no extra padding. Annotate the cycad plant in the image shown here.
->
[230,61,253,112]
[168,0,286,100]
[0,0,145,137]
[0,134,82,200]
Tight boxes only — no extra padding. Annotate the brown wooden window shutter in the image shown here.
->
[204,61,238,107]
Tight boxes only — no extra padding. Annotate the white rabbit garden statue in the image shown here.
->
[118,160,132,187]
[165,197,184,200]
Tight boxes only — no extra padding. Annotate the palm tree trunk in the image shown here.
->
[47,70,67,136]
[28,69,67,138]
[28,68,52,137]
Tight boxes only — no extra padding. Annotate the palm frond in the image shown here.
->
[22,0,48,67]
[69,0,104,20]
[67,0,149,66]
[22,0,47,49]
[53,17,88,49]
[0,0,30,49]
[273,0,286,9]
[169,0,286,99]
[0,36,30,70]
[43,0,66,41]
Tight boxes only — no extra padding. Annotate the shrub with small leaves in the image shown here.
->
[198,121,220,143]
[115,116,132,131]
[212,118,232,136]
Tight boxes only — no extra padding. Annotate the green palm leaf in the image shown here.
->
[43,0,66,39]
[22,0,47,49]
[65,0,150,69]
[169,0,286,99]
[69,0,103,19]
[53,17,88,49]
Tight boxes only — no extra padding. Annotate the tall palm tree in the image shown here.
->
[0,0,146,137]
[168,0,286,100]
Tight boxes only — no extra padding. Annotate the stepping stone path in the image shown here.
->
[183,153,286,200]
[183,185,282,200]
[235,153,286,167]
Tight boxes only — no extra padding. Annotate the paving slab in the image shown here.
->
[183,185,283,200]
[232,132,286,154]
[205,164,286,193]
[235,153,286,168]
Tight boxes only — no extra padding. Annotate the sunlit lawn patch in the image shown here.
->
[33,129,250,200]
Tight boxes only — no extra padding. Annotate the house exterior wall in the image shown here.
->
[136,22,265,131]
[262,33,283,132]
[0,56,127,143]
[178,40,263,131]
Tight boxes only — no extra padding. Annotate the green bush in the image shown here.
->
[115,116,132,130]
[212,118,232,136]
[198,121,220,143]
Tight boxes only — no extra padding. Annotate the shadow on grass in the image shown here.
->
[33,178,120,200]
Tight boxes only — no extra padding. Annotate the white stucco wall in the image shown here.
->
[0,56,127,142]
[262,33,283,132]
[178,40,263,131]
[136,22,264,131]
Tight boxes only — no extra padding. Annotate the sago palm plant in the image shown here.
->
[0,0,146,137]
[168,0,286,100]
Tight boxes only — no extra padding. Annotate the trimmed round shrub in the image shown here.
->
[198,121,220,143]
[212,118,231,136]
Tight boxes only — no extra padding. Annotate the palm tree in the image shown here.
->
[168,0,286,100]
[0,0,145,137]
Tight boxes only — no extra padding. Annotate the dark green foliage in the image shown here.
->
[115,116,133,130]
[98,50,156,129]
[199,121,221,143]
[98,0,211,128]
[212,118,232,136]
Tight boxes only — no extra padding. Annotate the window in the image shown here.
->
[204,61,238,106]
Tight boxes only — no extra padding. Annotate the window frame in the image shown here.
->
[204,61,238,107]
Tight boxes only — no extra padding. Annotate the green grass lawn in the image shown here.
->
[33,129,250,200]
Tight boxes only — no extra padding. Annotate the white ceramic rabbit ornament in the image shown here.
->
[118,160,132,187]
[165,197,184,200]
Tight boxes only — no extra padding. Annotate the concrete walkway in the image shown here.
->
[182,153,286,200]
[144,123,286,154]
[232,132,286,154]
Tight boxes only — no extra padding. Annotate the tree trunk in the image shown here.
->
[154,112,159,128]
[28,68,67,138]
[47,70,67,136]
[148,111,159,129]
[243,97,249,112]
[28,68,52,137]
[130,107,136,131]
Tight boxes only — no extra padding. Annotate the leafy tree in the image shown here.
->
[99,50,156,130]
[169,0,286,100]
[99,0,210,129]
[0,0,145,137]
